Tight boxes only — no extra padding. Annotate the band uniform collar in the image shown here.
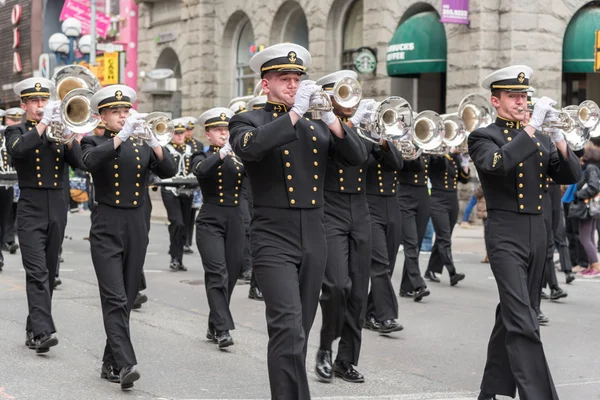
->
[264,102,288,113]
[338,115,349,123]
[171,142,186,151]
[104,129,118,138]
[211,145,222,153]
[26,119,37,128]
[495,116,523,130]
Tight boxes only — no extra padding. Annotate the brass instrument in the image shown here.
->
[450,94,496,153]
[131,112,174,146]
[413,111,445,155]
[306,77,363,119]
[542,101,600,131]
[356,97,421,159]
[47,65,101,144]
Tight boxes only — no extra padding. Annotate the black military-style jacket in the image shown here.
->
[165,142,194,176]
[81,129,177,208]
[429,153,470,192]
[191,145,244,207]
[468,117,581,214]
[1,134,10,172]
[185,137,202,154]
[364,141,404,196]
[229,101,368,209]
[5,120,82,189]
[398,155,429,187]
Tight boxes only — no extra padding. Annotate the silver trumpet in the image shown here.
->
[131,112,174,147]
[542,100,600,132]
[306,77,362,119]
[413,111,446,156]
[449,94,496,154]
[356,96,421,159]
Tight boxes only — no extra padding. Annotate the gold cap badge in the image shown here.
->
[517,72,525,83]
[288,51,297,63]
[115,90,123,100]
[220,113,227,121]
[34,82,41,91]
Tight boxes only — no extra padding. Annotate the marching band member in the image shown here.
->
[161,119,194,271]
[3,108,24,255]
[469,65,580,400]
[6,78,83,353]
[314,70,402,385]
[82,85,176,389]
[191,108,244,348]
[229,43,367,399]
[184,117,200,254]
[398,155,431,301]
[0,110,14,271]
[423,151,470,284]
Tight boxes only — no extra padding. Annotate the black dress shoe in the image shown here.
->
[424,270,440,283]
[178,262,188,271]
[565,272,575,284]
[53,277,62,289]
[477,394,497,400]
[333,360,364,383]
[537,312,549,325]
[25,331,36,349]
[241,269,252,282]
[363,315,381,331]
[1,243,8,252]
[100,362,120,383]
[0,260,3,272]
[9,242,19,254]
[399,290,414,298]
[119,365,140,390]
[216,331,234,349]
[248,286,264,301]
[169,258,181,271]
[133,292,148,309]
[450,272,465,286]
[550,287,568,301]
[377,319,404,334]
[183,245,194,254]
[35,332,58,354]
[413,287,430,302]
[315,349,333,383]
[540,290,549,300]
[206,327,217,343]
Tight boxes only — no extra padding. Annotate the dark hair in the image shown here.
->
[491,89,502,99]
[582,144,600,165]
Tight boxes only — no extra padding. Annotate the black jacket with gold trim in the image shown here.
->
[185,137,202,154]
[191,145,244,207]
[398,155,429,187]
[229,102,368,209]
[6,120,82,189]
[81,129,177,208]
[364,142,404,196]
[468,117,581,214]
[429,153,470,192]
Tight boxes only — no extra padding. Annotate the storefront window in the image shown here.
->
[236,21,255,97]
[341,0,363,71]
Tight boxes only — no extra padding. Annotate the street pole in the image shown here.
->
[90,0,97,65]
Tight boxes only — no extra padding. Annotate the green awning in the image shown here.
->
[386,11,447,76]
[563,7,600,73]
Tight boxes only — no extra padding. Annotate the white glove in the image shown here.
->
[117,114,144,141]
[528,96,557,130]
[41,100,60,126]
[219,141,232,158]
[545,127,565,143]
[145,134,160,148]
[350,99,376,126]
[459,154,470,167]
[51,107,62,123]
[291,81,319,117]
[320,111,337,126]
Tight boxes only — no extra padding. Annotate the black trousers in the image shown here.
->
[185,206,197,248]
[161,190,193,263]
[564,203,588,267]
[398,185,430,292]
[240,194,253,274]
[140,188,152,291]
[540,189,560,294]
[0,187,14,262]
[5,201,17,244]
[546,184,572,274]
[365,195,401,321]
[251,207,326,400]
[481,210,558,400]
[91,204,148,369]
[18,188,67,336]
[196,203,244,332]
[427,190,459,275]
[319,191,371,365]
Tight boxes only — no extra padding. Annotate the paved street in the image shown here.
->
[0,211,599,400]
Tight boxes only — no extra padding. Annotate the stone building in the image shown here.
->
[134,0,600,123]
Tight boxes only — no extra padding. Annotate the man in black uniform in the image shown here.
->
[229,43,367,399]
[424,151,470,284]
[161,119,194,271]
[82,85,176,389]
[192,108,245,348]
[469,65,581,400]
[314,71,401,384]
[0,109,17,271]
[398,155,431,301]
[3,108,24,256]
[6,77,83,353]
[184,118,201,254]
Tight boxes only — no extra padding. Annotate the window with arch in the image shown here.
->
[341,0,363,71]
[236,20,255,97]
[282,7,309,49]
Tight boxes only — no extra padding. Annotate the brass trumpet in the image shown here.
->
[305,77,362,119]
[131,112,174,146]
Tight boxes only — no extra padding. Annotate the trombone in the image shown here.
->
[47,65,101,144]
[305,77,362,119]
[131,112,174,147]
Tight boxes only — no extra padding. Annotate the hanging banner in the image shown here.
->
[440,0,469,25]
[59,0,111,38]
[595,30,600,73]
[103,52,119,85]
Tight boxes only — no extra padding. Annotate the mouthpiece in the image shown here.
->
[37,108,44,115]
[517,107,524,112]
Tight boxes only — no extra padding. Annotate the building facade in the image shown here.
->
[135,0,600,122]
